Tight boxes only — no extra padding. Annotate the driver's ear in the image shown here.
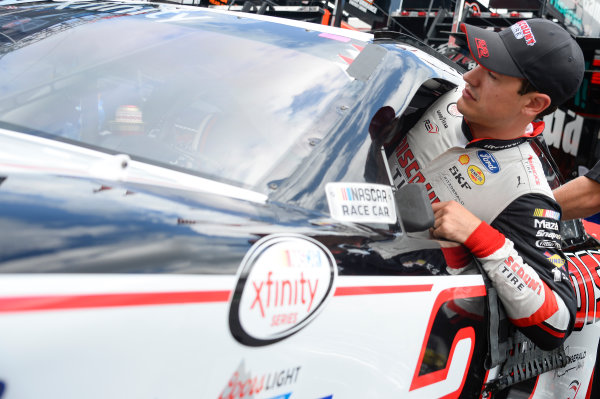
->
[523,92,551,118]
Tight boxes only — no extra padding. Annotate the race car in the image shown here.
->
[0,1,598,398]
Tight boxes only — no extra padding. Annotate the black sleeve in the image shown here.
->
[490,193,577,349]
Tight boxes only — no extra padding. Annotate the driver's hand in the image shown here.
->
[430,201,482,244]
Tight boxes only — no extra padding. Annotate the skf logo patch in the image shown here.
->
[511,20,536,46]
[424,119,439,134]
[544,251,566,269]
[477,150,500,173]
[467,165,485,185]
[459,155,470,165]
[533,208,560,220]
[475,38,489,58]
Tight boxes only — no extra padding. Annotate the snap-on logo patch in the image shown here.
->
[475,37,489,57]
[229,234,337,346]
[477,150,500,174]
[467,165,485,185]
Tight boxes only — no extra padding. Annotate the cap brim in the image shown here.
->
[460,23,523,78]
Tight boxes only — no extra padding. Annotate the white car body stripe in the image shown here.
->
[0,128,268,204]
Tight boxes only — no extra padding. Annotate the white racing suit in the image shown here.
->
[387,88,576,350]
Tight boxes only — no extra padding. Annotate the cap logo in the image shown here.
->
[475,38,489,58]
[511,20,536,46]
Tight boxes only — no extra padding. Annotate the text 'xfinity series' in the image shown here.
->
[0,1,598,398]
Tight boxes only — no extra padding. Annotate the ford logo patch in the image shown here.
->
[477,150,500,174]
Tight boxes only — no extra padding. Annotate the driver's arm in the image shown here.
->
[431,196,576,351]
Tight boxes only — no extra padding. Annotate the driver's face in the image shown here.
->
[457,65,526,133]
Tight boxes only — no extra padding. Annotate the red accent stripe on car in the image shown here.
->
[334,284,433,296]
[585,367,594,399]
[410,285,486,395]
[0,284,436,313]
[0,290,231,313]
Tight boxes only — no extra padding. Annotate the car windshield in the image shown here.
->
[0,6,364,190]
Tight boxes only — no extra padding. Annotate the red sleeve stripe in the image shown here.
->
[509,280,560,328]
[441,245,473,269]
[463,222,505,258]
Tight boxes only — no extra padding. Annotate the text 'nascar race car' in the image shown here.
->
[0,1,598,398]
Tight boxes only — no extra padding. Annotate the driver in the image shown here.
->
[389,18,583,351]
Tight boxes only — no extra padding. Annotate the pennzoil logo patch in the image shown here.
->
[325,183,396,224]
[467,165,485,185]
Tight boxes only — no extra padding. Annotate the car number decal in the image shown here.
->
[564,249,600,330]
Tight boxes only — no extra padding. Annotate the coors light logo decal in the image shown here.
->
[229,234,337,346]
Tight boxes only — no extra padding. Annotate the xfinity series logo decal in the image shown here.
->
[477,151,500,173]
[229,234,337,346]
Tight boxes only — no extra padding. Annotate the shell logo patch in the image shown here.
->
[458,155,470,165]
[467,165,485,185]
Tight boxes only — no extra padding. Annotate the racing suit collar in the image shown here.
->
[462,120,546,151]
